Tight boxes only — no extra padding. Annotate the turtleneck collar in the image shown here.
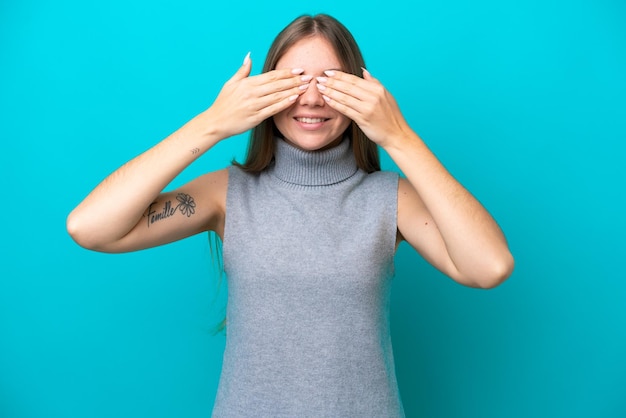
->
[269,137,358,186]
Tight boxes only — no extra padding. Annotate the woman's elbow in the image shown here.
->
[66,211,106,251]
[67,212,89,248]
[474,252,515,289]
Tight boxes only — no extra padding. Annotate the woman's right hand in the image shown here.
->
[198,54,312,139]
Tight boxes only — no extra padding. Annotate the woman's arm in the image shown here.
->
[67,56,311,252]
[315,70,514,288]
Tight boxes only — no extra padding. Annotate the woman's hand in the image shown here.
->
[200,54,312,139]
[315,69,410,148]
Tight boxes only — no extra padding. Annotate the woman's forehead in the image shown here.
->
[275,36,344,72]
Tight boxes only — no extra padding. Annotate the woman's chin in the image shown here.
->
[282,135,343,152]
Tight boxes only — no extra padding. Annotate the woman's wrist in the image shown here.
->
[380,128,424,155]
[176,110,225,153]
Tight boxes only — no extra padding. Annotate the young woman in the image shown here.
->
[67,14,513,417]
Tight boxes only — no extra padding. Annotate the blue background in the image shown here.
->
[1,0,625,417]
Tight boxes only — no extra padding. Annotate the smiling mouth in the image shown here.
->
[295,117,330,124]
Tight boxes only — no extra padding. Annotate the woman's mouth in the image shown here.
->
[293,117,330,131]
[295,117,329,124]
[294,117,329,131]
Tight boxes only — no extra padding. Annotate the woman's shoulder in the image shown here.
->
[183,168,229,212]
[196,167,229,187]
[187,167,229,205]
[353,169,399,202]
[361,169,399,187]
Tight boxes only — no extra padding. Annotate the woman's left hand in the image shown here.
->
[316,69,410,148]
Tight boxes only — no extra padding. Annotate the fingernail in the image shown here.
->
[322,95,331,102]
[361,67,370,76]
[300,75,313,82]
[243,52,251,65]
[316,83,326,91]
[288,94,299,101]
[299,83,310,90]
[291,68,305,74]
[316,76,328,83]
[323,70,335,77]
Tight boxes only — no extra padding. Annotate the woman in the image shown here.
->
[67,14,513,417]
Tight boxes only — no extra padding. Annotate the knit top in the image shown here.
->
[212,137,404,417]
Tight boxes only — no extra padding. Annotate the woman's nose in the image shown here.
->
[298,79,325,107]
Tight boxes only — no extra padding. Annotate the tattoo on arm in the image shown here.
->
[190,147,200,155]
[145,193,197,228]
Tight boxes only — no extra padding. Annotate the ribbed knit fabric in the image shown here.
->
[213,137,403,418]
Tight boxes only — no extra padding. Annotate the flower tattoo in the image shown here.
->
[176,193,196,217]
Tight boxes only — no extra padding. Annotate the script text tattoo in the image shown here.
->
[145,193,197,227]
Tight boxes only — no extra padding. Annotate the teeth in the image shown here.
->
[297,117,325,124]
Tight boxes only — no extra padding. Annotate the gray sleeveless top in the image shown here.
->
[213,137,404,417]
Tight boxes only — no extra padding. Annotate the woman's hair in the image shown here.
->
[233,14,381,173]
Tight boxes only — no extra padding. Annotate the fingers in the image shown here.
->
[256,74,312,100]
[250,68,311,97]
[227,52,306,86]
[225,52,253,85]
[315,70,380,119]
[223,61,311,114]
[315,80,362,120]
[251,81,311,116]
[362,67,375,81]
[253,92,302,120]
[317,70,377,102]
[243,69,312,113]
[230,61,310,102]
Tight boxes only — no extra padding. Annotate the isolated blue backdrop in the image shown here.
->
[1,0,625,417]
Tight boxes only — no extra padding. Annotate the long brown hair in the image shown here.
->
[234,14,380,173]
